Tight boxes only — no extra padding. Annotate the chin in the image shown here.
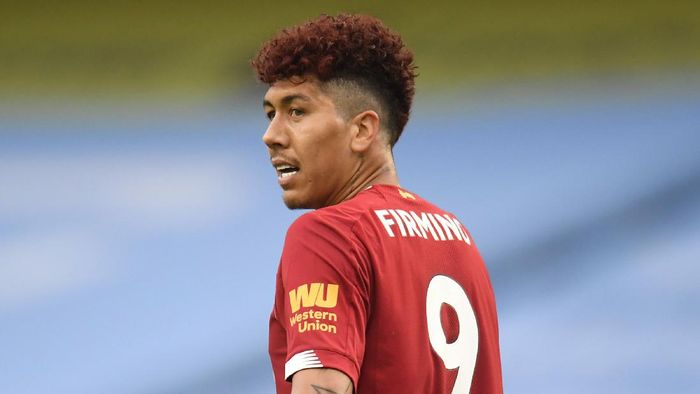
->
[282,190,324,210]
[283,199,307,210]
[282,192,311,210]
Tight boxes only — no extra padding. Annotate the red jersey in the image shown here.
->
[269,184,502,393]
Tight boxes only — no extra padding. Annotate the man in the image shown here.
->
[252,14,502,393]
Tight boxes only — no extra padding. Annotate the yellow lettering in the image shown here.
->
[289,283,321,313]
[289,283,339,313]
[298,320,338,334]
[314,284,338,308]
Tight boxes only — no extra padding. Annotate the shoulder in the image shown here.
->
[280,203,374,283]
[286,209,351,239]
[287,189,382,239]
[282,192,387,267]
[282,210,360,260]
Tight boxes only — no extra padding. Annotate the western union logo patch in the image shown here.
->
[289,283,339,313]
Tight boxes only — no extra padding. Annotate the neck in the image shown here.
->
[328,150,399,206]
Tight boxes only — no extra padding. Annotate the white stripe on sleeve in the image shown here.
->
[285,349,324,380]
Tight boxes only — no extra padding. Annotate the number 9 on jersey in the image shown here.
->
[426,275,479,394]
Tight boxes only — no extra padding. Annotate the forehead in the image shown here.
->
[263,78,332,106]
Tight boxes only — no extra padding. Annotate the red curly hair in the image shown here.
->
[252,14,417,146]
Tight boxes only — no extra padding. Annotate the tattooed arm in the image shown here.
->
[291,368,354,394]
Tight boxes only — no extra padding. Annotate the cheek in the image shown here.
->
[313,143,349,178]
[299,117,350,180]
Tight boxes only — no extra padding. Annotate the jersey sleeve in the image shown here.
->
[277,211,371,389]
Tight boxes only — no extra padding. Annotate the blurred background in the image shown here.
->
[1,1,699,393]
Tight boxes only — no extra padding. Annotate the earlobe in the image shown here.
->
[350,110,381,153]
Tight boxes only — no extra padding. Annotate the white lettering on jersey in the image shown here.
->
[388,209,408,236]
[451,217,472,245]
[435,214,461,241]
[410,211,438,240]
[374,210,396,237]
[397,209,421,238]
[427,213,447,241]
[374,209,472,244]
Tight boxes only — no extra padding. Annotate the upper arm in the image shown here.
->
[291,368,354,394]
[278,213,368,391]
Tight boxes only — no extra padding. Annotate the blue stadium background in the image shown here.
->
[2,77,699,393]
[1,3,700,393]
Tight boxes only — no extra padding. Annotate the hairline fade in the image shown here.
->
[320,76,392,142]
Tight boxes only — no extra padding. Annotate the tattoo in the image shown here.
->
[310,381,353,394]
[311,385,338,394]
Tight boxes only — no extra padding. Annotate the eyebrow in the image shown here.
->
[263,94,312,108]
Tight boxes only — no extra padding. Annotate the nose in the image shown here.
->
[262,116,289,149]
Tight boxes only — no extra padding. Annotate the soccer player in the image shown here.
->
[252,14,502,394]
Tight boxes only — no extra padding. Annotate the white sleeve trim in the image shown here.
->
[285,350,324,380]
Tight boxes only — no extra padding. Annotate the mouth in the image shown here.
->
[275,164,300,178]
[273,161,300,186]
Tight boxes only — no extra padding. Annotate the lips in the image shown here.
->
[271,158,300,185]
[275,164,299,178]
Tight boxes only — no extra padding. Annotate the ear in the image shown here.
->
[350,110,381,153]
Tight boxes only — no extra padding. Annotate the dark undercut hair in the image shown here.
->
[251,14,417,147]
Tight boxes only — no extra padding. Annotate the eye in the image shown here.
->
[265,110,275,121]
[289,108,304,117]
